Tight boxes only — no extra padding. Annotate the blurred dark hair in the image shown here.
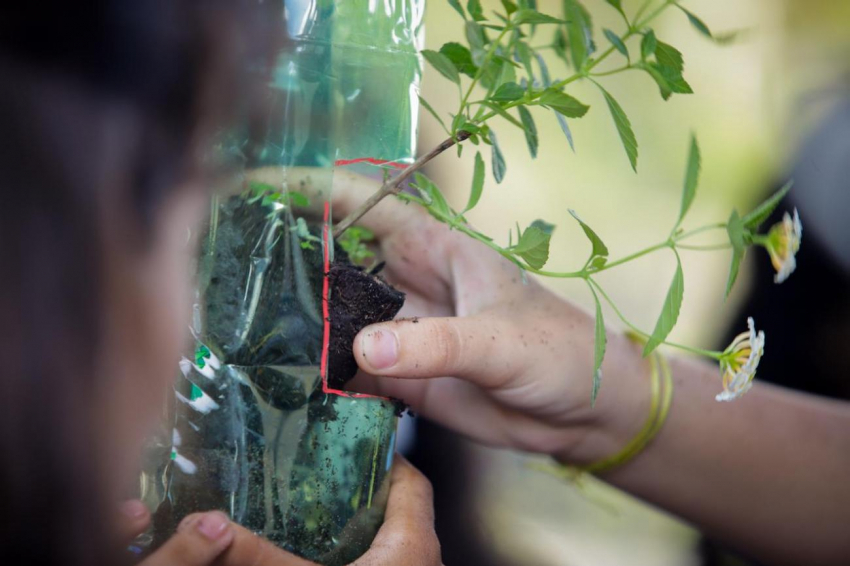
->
[0,2,279,564]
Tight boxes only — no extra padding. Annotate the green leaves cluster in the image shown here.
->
[398,1,746,403]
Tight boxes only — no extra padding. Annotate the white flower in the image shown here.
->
[766,209,802,284]
[716,317,765,402]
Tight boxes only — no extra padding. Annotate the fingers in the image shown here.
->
[139,512,234,566]
[351,456,441,566]
[214,523,318,566]
[116,499,151,543]
[353,317,524,389]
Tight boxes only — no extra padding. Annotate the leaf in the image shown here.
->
[655,41,684,72]
[598,85,638,172]
[725,210,746,297]
[603,28,629,59]
[421,49,460,85]
[569,209,609,261]
[448,0,466,19]
[537,88,590,118]
[440,42,478,78]
[464,152,486,213]
[412,173,454,219]
[418,96,448,132]
[287,191,310,208]
[556,114,575,152]
[512,9,563,25]
[604,0,625,17]
[643,253,684,356]
[641,30,658,59]
[465,21,487,64]
[677,5,713,39]
[512,219,555,269]
[676,135,701,226]
[467,0,485,22]
[742,180,793,230]
[490,129,507,183]
[480,101,525,129]
[491,81,525,102]
[517,106,538,158]
[646,63,692,100]
[589,286,607,407]
[501,0,518,16]
[534,52,552,86]
[563,0,595,71]
[515,41,534,81]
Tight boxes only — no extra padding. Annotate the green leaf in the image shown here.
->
[598,85,638,172]
[287,191,310,208]
[467,0,485,21]
[490,129,507,183]
[534,52,552,87]
[603,28,629,59]
[569,209,609,261]
[418,96,448,133]
[512,9,563,25]
[501,0,518,16]
[412,173,454,219]
[537,88,590,118]
[448,0,466,19]
[641,30,658,59]
[491,81,525,102]
[725,210,746,297]
[515,41,535,81]
[603,0,625,17]
[589,285,607,407]
[512,219,555,269]
[440,42,478,78]
[646,63,693,100]
[480,101,525,129]
[677,5,713,39]
[655,41,684,72]
[421,49,460,85]
[464,151,486,213]
[643,253,684,356]
[562,0,595,71]
[676,135,701,226]
[517,106,538,158]
[742,180,793,230]
[465,21,487,64]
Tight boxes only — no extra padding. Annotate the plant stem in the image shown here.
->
[589,278,723,360]
[333,131,470,237]
[676,243,732,251]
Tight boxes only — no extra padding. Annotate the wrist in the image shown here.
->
[553,331,654,467]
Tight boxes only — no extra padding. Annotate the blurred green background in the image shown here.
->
[412,1,850,564]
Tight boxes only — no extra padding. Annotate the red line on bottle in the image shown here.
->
[321,200,387,400]
[333,157,407,169]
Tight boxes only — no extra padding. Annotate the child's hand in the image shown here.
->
[117,458,440,566]
[332,171,649,465]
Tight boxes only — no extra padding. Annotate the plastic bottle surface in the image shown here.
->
[137,2,424,564]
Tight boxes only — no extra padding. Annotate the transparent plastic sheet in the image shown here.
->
[137,2,423,565]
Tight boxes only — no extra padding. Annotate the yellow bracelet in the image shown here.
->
[581,350,673,474]
[533,344,673,480]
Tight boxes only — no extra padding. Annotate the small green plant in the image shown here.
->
[333,0,800,405]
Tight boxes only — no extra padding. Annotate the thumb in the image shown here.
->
[353,317,522,388]
[139,512,233,566]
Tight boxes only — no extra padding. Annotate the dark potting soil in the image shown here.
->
[327,262,405,389]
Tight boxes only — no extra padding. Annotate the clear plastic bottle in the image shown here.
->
[138,2,423,565]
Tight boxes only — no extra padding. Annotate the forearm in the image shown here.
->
[589,351,850,565]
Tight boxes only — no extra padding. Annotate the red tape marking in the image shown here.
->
[333,157,407,169]
[321,200,386,400]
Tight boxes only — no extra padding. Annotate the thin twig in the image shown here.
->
[333,131,471,237]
